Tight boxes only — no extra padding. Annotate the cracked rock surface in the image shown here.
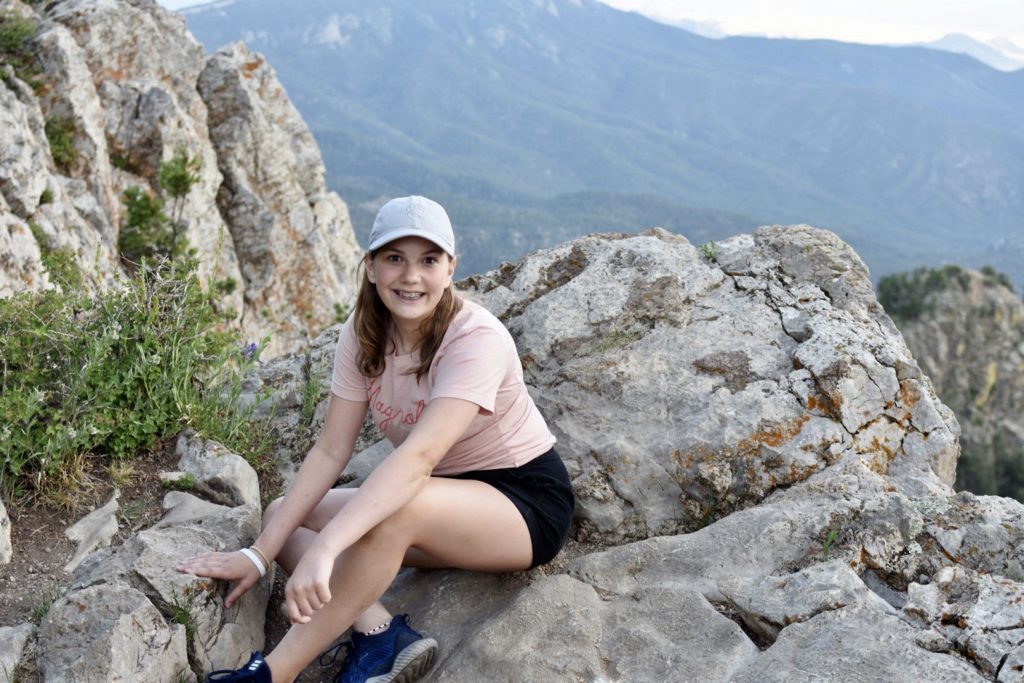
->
[223,225,1023,682]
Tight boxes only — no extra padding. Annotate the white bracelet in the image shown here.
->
[239,547,267,578]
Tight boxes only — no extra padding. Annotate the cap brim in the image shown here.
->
[368,229,454,255]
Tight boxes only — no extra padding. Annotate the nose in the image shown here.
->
[399,262,421,282]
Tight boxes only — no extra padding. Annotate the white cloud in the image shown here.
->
[597,0,1024,45]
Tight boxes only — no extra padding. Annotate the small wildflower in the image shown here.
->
[241,342,258,362]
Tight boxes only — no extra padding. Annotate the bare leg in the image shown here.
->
[260,478,531,682]
[264,496,393,634]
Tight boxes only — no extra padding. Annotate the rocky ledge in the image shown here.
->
[15,225,1021,681]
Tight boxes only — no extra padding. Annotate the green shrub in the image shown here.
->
[877,265,969,323]
[39,188,53,205]
[44,115,78,171]
[0,11,41,85]
[29,222,82,291]
[119,150,202,265]
[699,241,719,262]
[118,186,173,264]
[0,258,268,499]
[980,265,1015,293]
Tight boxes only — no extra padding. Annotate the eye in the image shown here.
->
[386,254,402,263]
[423,256,439,265]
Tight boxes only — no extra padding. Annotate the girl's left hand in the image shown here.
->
[284,547,334,624]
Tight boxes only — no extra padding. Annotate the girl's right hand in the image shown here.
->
[176,550,262,608]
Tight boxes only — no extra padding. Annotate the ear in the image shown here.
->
[445,255,457,287]
[364,253,377,284]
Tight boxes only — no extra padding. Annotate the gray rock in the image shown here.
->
[0,623,35,683]
[69,502,267,678]
[63,488,119,573]
[37,581,192,683]
[1002,645,1024,683]
[197,42,361,358]
[176,430,260,507]
[435,575,757,682]
[0,495,11,565]
[461,226,959,544]
[729,606,986,682]
[717,560,897,642]
[155,490,233,529]
[904,565,1024,677]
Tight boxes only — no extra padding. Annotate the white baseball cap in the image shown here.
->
[368,195,455,256]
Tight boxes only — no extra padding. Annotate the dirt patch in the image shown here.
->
[0,442,179,627]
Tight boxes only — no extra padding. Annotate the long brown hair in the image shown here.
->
[353,252,463,382]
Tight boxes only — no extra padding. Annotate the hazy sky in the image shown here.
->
[597,0,1024,45]
[159,0,1024,47]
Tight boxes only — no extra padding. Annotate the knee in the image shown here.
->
[262,496,285,530]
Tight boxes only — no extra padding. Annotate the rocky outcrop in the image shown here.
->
[10,225,1024,680]
[893,268,1024,500]
[33,442,269,682]
[198,42,361,357]
[462,226,958,543]
[0,0,361,356]
[209,225,1020,682]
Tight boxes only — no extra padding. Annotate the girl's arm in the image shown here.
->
[178,394,368,605]
[253,394,369,561]
[283,396,480,622]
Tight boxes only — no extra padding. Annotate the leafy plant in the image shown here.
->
[29,222,82,290]
[39,188,53,205]
[699,241,719,262]
[822,527,840,560]
[158,148,202,244]
[44,115,78,170]
[168,587,201,642]
[119,150,202,266]
[980,265,1015,293]
[0,11,41,86]
[0,257,269,499]
[333,301,351,324]
[163,472,197,491]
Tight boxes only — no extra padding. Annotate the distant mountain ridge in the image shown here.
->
[917,34,1024,72]
[183,0,1024,282]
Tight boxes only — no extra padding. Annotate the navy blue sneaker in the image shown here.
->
[324,615,438,683]
[205,651,272,682]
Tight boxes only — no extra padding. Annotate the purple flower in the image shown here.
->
[241,342,258,361]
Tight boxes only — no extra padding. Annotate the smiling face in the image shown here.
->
[365,236,456,343]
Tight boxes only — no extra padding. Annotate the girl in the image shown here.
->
[180,195,575,683]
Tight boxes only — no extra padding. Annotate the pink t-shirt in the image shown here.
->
[331,299,555,475]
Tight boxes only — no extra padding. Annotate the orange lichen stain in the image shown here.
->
[738,414,811,451]
[866,455,890,476]
[243,57,265,73]
[898,381,921,409]
[872,436,898,463]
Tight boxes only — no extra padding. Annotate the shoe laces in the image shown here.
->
[319,640,354,668]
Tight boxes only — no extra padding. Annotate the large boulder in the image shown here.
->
[459,226,958,543]
[38,581,192,683]
[198,42,361,358]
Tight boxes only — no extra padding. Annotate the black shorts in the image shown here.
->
[446,448,574,568]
